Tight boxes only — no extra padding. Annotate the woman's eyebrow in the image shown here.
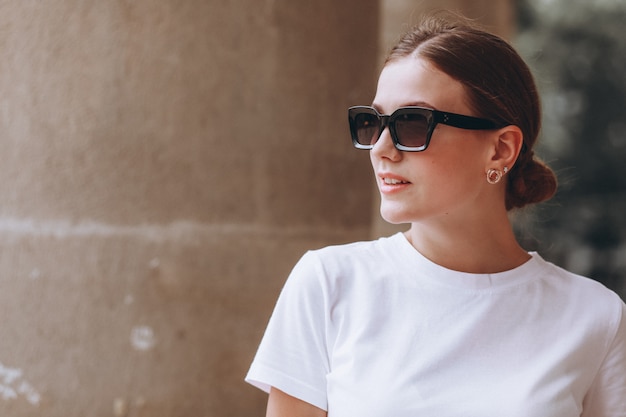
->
[402,101,436,109]
[371,101,437,114]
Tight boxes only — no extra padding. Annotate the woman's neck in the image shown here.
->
[404,214,530,274]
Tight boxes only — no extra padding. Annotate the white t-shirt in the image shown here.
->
[246,233,626,417]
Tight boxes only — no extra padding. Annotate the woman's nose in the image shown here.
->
[371,128,401,161]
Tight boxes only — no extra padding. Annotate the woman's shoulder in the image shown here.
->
[288,233,405,289]
[307,232,404,267]
[534,254,620,297]
[532,253,625,322]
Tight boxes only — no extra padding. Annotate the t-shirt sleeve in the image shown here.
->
[245,251,330,411]
[582,298,626,417]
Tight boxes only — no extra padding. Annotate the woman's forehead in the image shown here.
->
[373,57,471,115]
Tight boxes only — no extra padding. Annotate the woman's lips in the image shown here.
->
[382,177,410,185]
[378,173,411,193]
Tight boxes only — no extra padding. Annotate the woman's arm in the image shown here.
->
[266,387,327,417]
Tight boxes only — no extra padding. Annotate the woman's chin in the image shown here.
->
[379,206,412,225]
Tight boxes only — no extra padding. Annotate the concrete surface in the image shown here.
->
[0,1,376,415]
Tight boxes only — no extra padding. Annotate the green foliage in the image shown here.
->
[513,0,626,297]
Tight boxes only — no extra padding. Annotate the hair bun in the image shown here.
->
[506,153,557,210]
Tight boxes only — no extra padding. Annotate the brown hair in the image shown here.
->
[386,14,557,210]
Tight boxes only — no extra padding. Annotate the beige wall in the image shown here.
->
[0,2,376,415]
[0,0,510,415]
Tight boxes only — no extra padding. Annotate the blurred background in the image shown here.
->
[0,0,623,415]
[514,0,626,299]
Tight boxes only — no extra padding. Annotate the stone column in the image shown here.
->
[0,1,377,415]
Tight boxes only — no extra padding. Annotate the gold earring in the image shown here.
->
[486,168,503,184]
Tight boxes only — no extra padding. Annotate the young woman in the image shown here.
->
[246,14,626,417]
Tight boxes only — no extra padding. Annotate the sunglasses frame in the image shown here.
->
[348,106,504,152]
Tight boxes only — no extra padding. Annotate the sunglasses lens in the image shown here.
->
[353,112,381,147]
[394,113,429,149]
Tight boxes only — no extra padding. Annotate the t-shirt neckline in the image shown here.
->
[389,232,545,291]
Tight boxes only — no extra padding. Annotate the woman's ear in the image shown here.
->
[490,125,524,169]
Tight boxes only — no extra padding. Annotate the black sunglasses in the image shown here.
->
[348,106,504,152]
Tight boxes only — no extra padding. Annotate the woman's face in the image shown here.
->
[370,57,497,225]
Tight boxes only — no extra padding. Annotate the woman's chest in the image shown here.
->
[324,286,587,417]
